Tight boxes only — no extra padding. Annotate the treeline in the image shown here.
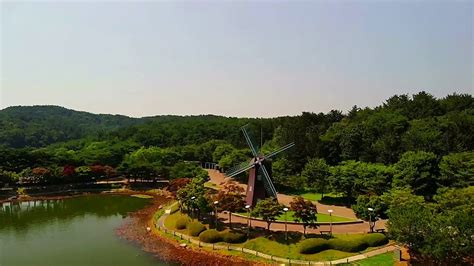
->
[0,92,472,185]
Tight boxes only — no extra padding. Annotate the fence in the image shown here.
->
[154,215,373,266]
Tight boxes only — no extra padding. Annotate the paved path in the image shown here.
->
[207,169,387,234]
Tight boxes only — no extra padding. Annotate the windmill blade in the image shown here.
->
[264,142,295,159]
[226,162,255,177]
[259,164,278,198]
[241,125,258,157]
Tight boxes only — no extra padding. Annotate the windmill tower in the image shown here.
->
[226,125,295,206]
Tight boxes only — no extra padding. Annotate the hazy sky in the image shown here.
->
[1,1,472,118]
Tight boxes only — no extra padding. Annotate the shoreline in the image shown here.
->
[115,197,266,266]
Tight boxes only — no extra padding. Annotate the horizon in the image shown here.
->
[1,1,473,117]
[0,90,471,119]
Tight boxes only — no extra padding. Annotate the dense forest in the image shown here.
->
[1,92,472,177]
[1,91,473,263]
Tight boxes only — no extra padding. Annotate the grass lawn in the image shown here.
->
[130,194,154,199]
[292,191,341,201]
[243,236,355,261]
[164,211,190,230]
[204,181,220,190]
[238,210,354,222]
[344,252,395,266]
[162,210,383,263]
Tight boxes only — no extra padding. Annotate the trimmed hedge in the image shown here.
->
[221,231,247,243]
[327,239,368,252]
[299,238,330,254]
[175,216,190,230]
[298,233,388,254]
[199,229,222,243]
[187,221,206,236]
[364,233,388,247]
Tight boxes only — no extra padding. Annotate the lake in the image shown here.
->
[0,194,169,266]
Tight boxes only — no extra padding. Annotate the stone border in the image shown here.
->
[230,212,364,225]
[155,206,397,265]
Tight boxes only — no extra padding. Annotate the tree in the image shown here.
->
[252,198,284,233]
[301,158,330,196]
[176,176,209,218]
[329,160,360,204]
[290,196,318,236]
[393,151,439,198]
[352,195,386,232]
[387,195,431,258]
[168,178,191,197]
[214,181,245,229]
[62,165,76,178]
[438,152,474,188]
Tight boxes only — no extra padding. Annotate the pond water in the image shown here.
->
[0,195,168,266]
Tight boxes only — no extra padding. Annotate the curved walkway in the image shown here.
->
[207,169,387,234]
[156,206,398,265]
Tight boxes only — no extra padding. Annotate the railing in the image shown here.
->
[154,213,392,265]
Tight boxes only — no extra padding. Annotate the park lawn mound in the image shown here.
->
[244,236,355,261]
[299,238,330,254]
[187,220,206,236]
[364,233,389,247]
[327,238,368,252]
[199,229,222,243]
[175,216,191,230]
[220,231,247,243]
[298,233,388,254]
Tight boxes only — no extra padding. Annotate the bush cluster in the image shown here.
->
[197,229,248,244]
[364,233,389,247]
[199,229,222,243]
[298,233,388,254]
[175,216,190,230]
[186,221,206,236]
[299,238,330,254]
[221,231,247,243]
[327,239,368,252]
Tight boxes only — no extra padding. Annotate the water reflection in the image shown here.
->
[0,195,147,234]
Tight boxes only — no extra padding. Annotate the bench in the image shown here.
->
[320,230,331,235]
[375,228,386,233]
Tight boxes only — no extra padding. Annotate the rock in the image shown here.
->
[179,243,187,248]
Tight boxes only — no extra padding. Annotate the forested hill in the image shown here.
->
[1,92,473,168]
[0,105,141,148]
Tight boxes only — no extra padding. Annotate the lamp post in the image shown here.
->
[328,209,333,236]
[245,205,251,237]
[190,196,196,219]
[368,207,374,233]
[213,200,219,229]
[283,207,289,241]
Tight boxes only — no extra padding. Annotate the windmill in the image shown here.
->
[226,125,295,206]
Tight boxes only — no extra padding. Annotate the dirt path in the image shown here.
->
[207,169,387,233]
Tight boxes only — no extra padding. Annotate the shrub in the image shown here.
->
[175,216,190,230]
[298,238,330,254]
[221,231,247,243]
[363,233,388,247]
[199,229,222,243]
[328,239,368,252]
[187,221,206,236]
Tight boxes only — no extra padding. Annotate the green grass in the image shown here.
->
[164,211,191,230]
[293,191,341,201]
[162,210,385,263]
[204,181,220,190]
[130,194,154,199]
[243,237,355,261]
[238,210,354,222]
[345,252,395,266]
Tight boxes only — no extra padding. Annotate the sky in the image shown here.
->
[0,1,472,118]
